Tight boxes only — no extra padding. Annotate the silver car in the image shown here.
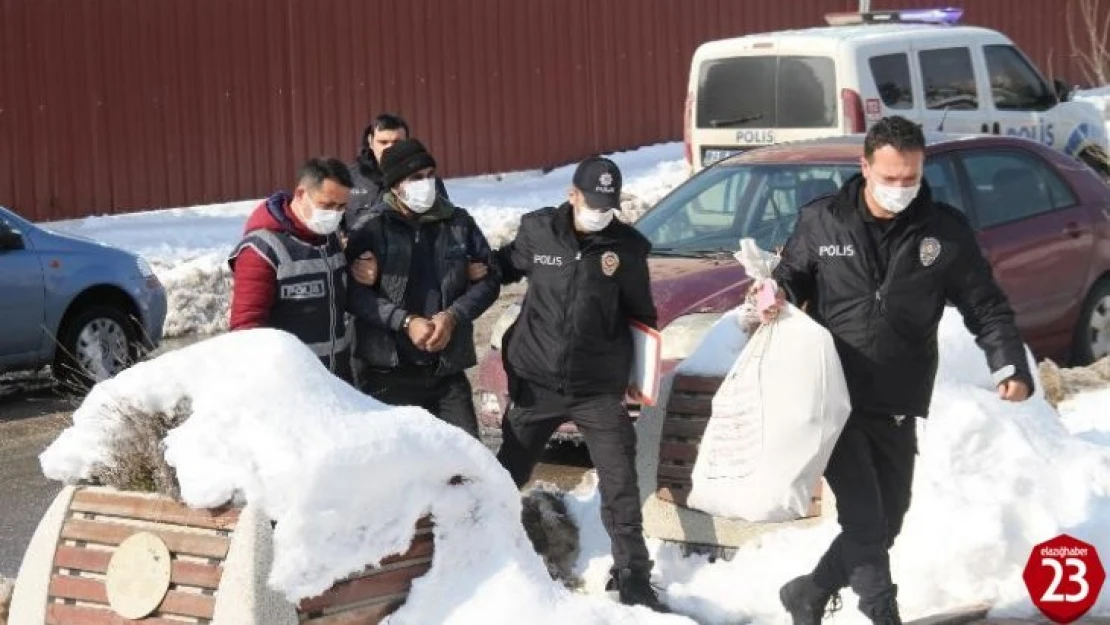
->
[0,207,167,387]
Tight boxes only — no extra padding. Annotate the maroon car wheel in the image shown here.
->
[1074,280,1110,365]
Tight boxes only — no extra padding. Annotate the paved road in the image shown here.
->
[0,382,71,577]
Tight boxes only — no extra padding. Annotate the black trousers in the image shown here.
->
[812,411,917,611]
[358,364,480,439]
[496,377,650,573]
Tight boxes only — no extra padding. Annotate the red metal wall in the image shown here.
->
[0,0,1098,221]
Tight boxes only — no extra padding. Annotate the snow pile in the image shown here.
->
[569,307,1110,623]
[1058,388,1110,448]
[44,144,686,338]
[37,329,689,625]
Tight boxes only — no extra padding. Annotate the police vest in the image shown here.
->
[232,229,350,372]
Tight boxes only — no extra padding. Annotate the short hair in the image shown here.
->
[864,115,926,161]
[296,157,353,189]
[370,113,410,137]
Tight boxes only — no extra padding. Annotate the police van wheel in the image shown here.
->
[1072,279,1110,366]
[54,305,141,391]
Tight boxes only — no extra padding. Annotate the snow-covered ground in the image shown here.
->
[40,143,687,338]
[36,307,1110,623]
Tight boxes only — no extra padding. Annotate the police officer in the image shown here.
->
[764,116,1033,624]
[491,156,668,612]
[228,157,357,380]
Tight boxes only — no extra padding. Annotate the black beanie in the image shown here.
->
[380,139,437,190]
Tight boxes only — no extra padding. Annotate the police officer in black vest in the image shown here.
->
[345,139,500,438]
[490,157,669,613]
[764,116,1033,624]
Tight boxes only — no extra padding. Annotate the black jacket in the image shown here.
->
[772,174,1033,417]
[344,126,450,234]
[494,203,658,397]
[345,194,499,375]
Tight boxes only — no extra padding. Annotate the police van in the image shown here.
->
[684,7,1109,176]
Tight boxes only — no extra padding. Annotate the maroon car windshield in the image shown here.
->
[635,163,860,255]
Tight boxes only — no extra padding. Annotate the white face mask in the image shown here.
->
[870,181,920,214]
[302,198,343,235]
[575,205,615,232]
[399,178,438,214]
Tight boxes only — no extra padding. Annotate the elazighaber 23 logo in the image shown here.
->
[1023,534,1105,624]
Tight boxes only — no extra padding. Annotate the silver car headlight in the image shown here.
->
[660,312,725,361]
[490,302,522,351]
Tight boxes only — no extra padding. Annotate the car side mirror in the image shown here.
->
[0,226,25,251]
[1053,78,1071,103]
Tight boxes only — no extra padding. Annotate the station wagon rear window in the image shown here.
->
[696,55,837,129]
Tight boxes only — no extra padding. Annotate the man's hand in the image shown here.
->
[406,317,434,350]
[748,279,786,324]
[626,383,641,402]
[426,311,457,352]
[352,252,378,287]
[467,262,489,282]
[466,261,488,280]
[998,378,1031,402]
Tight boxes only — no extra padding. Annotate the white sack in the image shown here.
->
[685,239,852,522]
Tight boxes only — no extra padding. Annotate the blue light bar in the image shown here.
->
[897,8,964,24]
[823,7,964,26]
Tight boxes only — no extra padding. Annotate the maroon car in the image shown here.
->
[476,133,1110,439]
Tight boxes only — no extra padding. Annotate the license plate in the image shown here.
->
[702,148,743,166]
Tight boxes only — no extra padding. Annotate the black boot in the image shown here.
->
[860,584,902,625]
[606,567,671,613]
[779,575,842,625]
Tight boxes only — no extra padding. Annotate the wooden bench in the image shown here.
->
[654,374,824,519]
[37,486,433,625]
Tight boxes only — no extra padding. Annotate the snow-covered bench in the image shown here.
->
[11,484,436,624]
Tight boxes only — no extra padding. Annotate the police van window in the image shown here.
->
[919,47,979,110]
[696,56,837,129]
[983,44,1055,111]
[960,150,1077,228]
[869,53,914,110]
[923,156,965,213]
